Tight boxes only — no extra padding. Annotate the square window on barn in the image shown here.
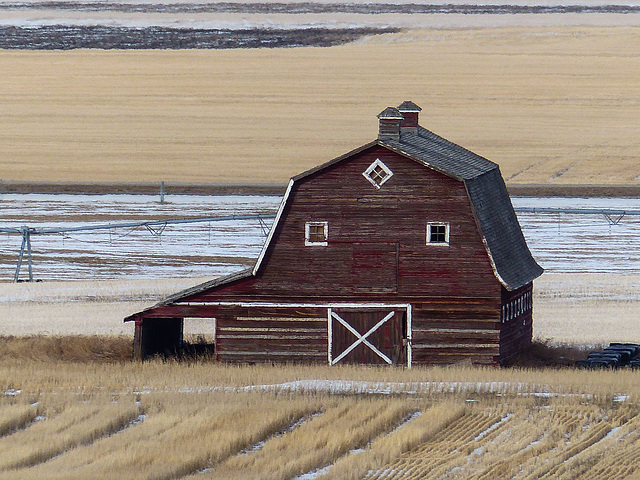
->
[426,222,449,245]
[305,221,328,246]
[363,159,393,189]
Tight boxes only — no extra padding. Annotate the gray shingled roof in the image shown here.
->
[382,126,497,181]
[397,100,422,112]
[383,126,542,290]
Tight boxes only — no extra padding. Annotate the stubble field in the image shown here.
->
[1,26,640,187]
[3,360,640,479]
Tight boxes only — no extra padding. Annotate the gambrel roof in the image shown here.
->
[385,125,543,290]
[283,123,542,291]
[125,105,542,320]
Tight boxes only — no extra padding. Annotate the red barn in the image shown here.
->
[125,102,543,366]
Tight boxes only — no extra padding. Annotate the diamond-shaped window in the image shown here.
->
[363,159,393,189]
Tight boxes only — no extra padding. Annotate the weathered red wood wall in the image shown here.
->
[167,145,513,365]
[215,307,327,363]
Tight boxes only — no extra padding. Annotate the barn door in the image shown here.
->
[329,308,406,366]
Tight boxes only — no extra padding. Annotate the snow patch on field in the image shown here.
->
[473,413,514,441]
[2,194,640,282]
[132,379,631,400]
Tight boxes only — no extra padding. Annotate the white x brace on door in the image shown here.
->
[328,309,395,365]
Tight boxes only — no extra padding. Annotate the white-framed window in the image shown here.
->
[363,158,393,189]
[426,222,450,245]
[305,221,328,246]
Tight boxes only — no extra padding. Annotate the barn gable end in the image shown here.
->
[126,102,542,366]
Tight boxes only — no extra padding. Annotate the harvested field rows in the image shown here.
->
[365,404,640,480]
[1,27,640,186]
[2,389,640,479]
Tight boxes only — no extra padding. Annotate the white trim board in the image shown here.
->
[253,178,294,276]
[176,301,412,309]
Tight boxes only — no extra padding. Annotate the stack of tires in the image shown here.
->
[575,343,640,369]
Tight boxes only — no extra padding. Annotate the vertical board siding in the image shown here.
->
[191,145,500,302]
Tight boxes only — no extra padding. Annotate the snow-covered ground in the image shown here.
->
[1,194,640,281]
[0,194,280,281]
[515,196,640,274]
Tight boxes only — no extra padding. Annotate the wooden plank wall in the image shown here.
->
[412,299,501,366]
[157,145,518,366]
[215,307,327,363]
[191,145,500,303]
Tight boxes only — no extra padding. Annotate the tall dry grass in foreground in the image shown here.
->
[0,398,140,471]
[196,398,413,480]
[2,333,640,479]
[1,27,639,185]
[2,391,640,479]
[2,393,319,480]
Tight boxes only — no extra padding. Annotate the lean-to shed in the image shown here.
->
[125,102,543,366]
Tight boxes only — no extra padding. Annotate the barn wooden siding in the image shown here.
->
[210,145,500,300]
[127,103,541,366]
[134,145,515,365]
[500,283,534,361]
[215,307,327,363]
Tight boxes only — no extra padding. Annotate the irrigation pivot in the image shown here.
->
[513,207,640,225]
[0,214,276,282]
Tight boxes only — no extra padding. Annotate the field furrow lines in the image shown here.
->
[196,399,412,480]
[0,400,140,471]
[0,404,37,437]
[364,410,516,480]
[29,395,316,480]
[561,413,640,480]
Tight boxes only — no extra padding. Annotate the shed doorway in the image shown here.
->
[329,307,407,366]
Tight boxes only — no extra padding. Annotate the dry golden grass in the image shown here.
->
[363,402,640,480]
[1,26,640,186]
[0,398,140,471]
[1,361,640,478]
[1,393,322,480]
[317,401,467,480]
[0,335,132,362]
[0,404,37,437]
[196,398,412,480]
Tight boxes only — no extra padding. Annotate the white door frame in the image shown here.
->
[328,304,412,368]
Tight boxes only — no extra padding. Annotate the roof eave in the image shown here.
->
[123,268,254,322]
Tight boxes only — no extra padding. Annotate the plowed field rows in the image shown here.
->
[2,391,640,479]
